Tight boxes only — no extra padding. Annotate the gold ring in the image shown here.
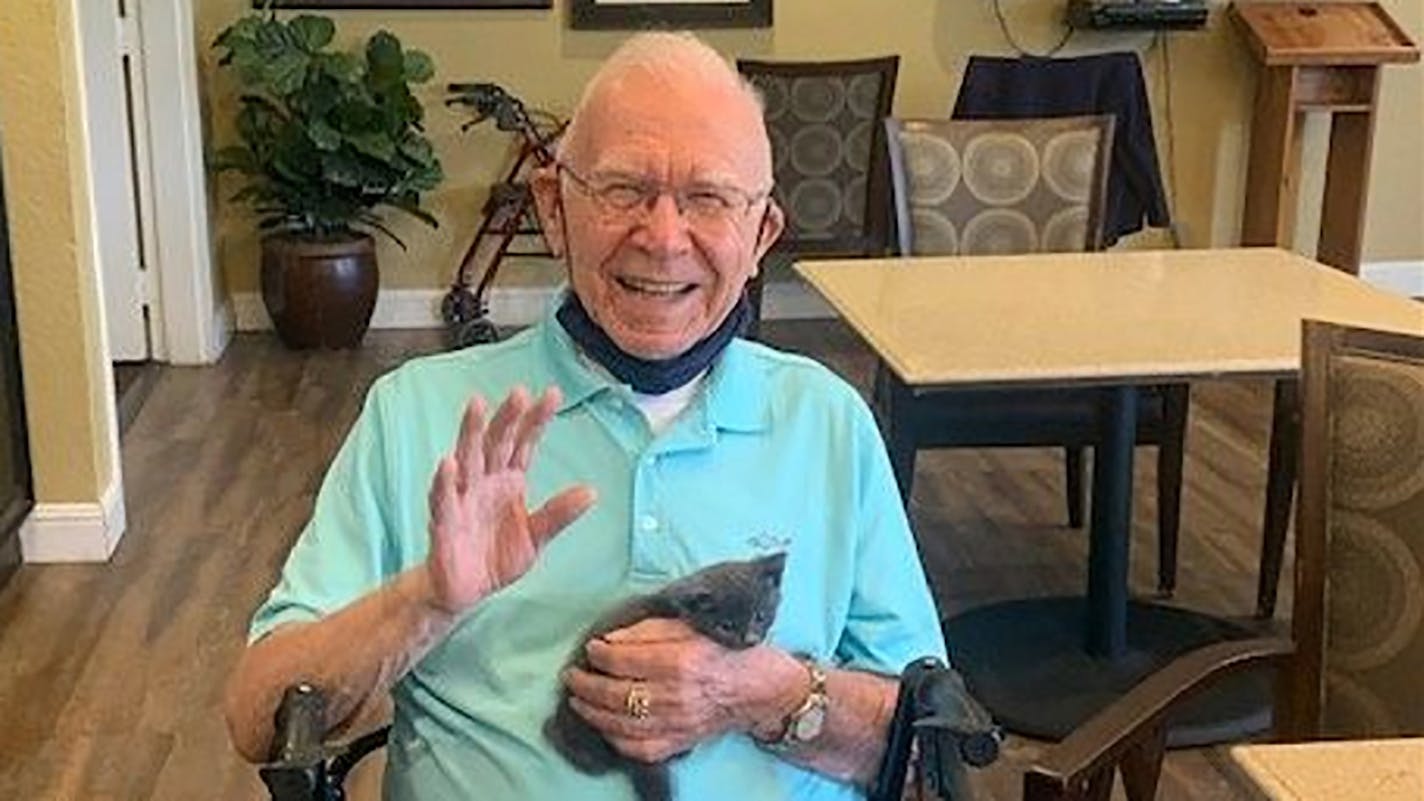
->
[624,681,652,720]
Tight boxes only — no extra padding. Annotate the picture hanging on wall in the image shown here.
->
[260,1,552,9]
[569,0,772,30]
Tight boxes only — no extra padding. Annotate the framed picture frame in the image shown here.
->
[260,1,552,9]
[569,0,772,30]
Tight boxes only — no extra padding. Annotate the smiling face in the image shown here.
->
[533,52,784,360]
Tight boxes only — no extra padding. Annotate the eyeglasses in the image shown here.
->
[557,162,771,229]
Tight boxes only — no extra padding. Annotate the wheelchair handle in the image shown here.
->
[260,683,332,801]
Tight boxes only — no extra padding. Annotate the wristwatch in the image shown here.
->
[761,657,828,750]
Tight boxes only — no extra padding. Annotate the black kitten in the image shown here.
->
[545,552,787,801]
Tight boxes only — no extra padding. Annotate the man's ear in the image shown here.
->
[529,165,566,257]
[753,199,785,266]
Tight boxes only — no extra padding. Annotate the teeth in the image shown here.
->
[619,277,691,296]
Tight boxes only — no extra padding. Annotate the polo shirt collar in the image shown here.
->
[538,291,770,433]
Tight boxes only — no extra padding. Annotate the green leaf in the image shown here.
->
[210,145,257,173]
[321,154,363,187]
[347,131,396,163]
[308,119,342,151]
[266,51,310,96]
[356,213,408,250]
[365,31,404,89]
[397,136,434,167]
[402,50,434,84]
[388,197,439,229]
[288,15,335,52]
[317,52,361,82]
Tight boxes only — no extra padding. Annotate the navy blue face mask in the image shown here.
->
[552,191,769,395]
[555,291,752,395]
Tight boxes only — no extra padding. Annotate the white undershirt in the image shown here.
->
[576,351,706,435]
[631,373,706,434]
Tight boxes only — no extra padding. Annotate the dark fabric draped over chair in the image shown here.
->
[880,115,1191,593]
[952,52,1171,247]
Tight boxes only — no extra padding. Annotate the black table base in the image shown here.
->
[943,597,1275,747]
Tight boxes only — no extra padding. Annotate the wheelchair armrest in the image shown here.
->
[259,683,391,801]
[870,657,1003,801]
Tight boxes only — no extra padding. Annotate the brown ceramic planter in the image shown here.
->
[261,232,378,349]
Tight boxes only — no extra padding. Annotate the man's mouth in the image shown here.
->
[615,276,698,297]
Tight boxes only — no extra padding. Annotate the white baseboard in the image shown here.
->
[20,476,128,563]
[231,281,836,332]
[1360,260,1424,299]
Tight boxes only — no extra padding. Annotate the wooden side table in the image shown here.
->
[1231,2,1419,275]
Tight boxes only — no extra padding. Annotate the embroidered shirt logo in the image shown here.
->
[747,530,792,552]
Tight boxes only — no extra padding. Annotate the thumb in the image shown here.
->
[528,485,597,546]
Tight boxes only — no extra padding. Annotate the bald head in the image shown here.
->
[557,32,772,185]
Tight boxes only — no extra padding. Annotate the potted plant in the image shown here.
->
[212,8,442,348]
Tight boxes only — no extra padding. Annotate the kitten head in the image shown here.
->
[666,552,786,649]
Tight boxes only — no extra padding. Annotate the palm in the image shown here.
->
[427,388,595,614]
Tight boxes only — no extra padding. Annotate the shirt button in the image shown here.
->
[639,515,658,532]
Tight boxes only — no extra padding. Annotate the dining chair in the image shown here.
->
[1278,320,1424,740]
[736,56,899,338]
[880,115,1192,594]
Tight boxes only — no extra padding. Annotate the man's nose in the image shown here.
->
[633,191,693,254]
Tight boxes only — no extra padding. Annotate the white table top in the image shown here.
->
[1228,737,1424,801]
[795,248,1424,389]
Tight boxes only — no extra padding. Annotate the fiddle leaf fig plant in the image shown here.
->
[211,8,442,247]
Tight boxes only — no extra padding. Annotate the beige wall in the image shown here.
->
[196,0,1423,295]
[0,0,114,503]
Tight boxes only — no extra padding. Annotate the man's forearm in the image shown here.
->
[742,650,898,786]
[224,566,457,763]
[773,668,898,785]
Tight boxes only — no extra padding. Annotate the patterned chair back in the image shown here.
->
[1285,321,1424,739]
[884,115,1114,257]
[737,56,899,259]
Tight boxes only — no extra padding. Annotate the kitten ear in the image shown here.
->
[760,552,787,583]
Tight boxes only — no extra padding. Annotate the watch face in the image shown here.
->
[793,703,826,741]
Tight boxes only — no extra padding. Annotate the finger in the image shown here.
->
[585,637,684,680]
[563,667,632,714]
[601,618,699,644]
[527,485,598,546]
[568,696,660,742]
[427,456,459,526]
[454,397,488,492]
[483,387,529,474]
[511,387,562,471]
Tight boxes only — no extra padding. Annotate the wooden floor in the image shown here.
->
[0,320,1293,800]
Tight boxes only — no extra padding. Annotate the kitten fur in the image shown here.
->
[544,552,787,801]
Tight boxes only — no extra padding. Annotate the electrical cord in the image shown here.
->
[991,0,1075,58]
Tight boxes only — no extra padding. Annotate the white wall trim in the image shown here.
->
[1360,260,1424,299]
[19,475,128,563]
[230,281,835,332]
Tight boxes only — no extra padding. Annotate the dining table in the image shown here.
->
[1225,737,1424,800]
[796,247,1424,743]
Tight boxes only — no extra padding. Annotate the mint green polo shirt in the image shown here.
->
[250,303,947,801]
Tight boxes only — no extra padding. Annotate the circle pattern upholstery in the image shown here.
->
[962,132,1040,207]
[892,117,1106,256]
[1332,356,1424,511]
[748,69,889,247]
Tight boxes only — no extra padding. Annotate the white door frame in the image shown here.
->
[137,0,228,365]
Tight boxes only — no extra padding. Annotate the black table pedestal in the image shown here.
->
[942,597,1275,747]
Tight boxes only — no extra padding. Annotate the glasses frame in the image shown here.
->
[556,162,773,229]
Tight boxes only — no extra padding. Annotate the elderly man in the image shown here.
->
[225,32,945,801]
